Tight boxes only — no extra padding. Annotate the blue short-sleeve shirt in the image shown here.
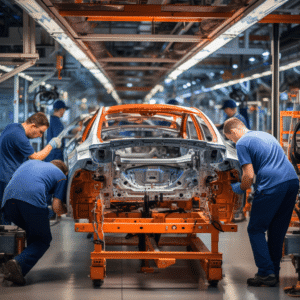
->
[0,124,35,183]
[45,115,65,162]
[2,160,67,209]
[236,131,298,192]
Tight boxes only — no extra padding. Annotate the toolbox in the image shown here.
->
[0,225,26,258]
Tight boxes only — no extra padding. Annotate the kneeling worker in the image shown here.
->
[1,159,68,285]
[224,117,299,287]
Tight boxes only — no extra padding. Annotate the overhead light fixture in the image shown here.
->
[192,81,196,85]
[0,65,34,82]
[232,64,238,69]
[14,0,121,105]
[220,70,224,75]
[186,82,191,87]
[249,57,255,62]
[149,99,156,104]
[145,0,289,101]
[164,78,172,84]
[262,51,270,57]
[204,58,300,92]
[127,83,133,87]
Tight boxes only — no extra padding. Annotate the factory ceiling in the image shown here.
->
[1,0,300,106]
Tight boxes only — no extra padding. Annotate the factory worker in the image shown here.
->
[45,100,69,162]
[224,117,299,287]
[216,99,249,130]
[1,160,68,285]
[0,112,62,225]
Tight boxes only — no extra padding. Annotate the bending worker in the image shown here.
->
[224,117,299,287]
[216,99,249,130]
[45,100,69,162]
[0,112,61,224]
[1,159,68,285]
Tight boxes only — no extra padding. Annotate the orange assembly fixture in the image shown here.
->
[68,104,241,287]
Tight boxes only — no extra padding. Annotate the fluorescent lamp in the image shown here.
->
[145,0,289,101]
[14,0,121,105]
[0,65,34,82]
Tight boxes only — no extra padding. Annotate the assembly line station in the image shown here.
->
[1,0,300,299]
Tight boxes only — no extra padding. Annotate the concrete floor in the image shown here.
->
[0,217,298,300]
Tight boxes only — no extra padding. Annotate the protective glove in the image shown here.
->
[48,137,62,149]
[231,182,245,195]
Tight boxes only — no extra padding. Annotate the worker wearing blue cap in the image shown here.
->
[216,99,249,130]
[224,117,299,287]
[45,100,69,162]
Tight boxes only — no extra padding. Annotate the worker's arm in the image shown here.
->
[29,145,52,160]
[240,163,254,190]
[28,137,62,160]
[52,197,67,216]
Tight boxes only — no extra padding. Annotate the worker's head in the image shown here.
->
[25,112,49,139]
[167,99,180,106]
[223,117,248,143]
[53,100,69,118]
[221,99,237,117]
[51,160,68,175]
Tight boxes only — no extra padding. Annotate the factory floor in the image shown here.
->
[0,217,298,300]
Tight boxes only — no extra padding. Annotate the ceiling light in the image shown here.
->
[220,70,224,75]
[146,0,288,101]
[14,0,121,105]
[262,51,270,57]
[82,98,87,103]
[164,78,172,84]
[149,99,156,104]
[192,81,196,85]
[127,83,133,87]
[45,84,51,89]
[232,64,238,69]
[186,82,191,87]
[183,85,187,89]
[249,57,255,62]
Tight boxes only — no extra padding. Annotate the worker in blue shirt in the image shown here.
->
[0,112,62,225]
[216,99,250,130]
[1,159,68,285]
[224,117,299,287]
[45,100,69,162]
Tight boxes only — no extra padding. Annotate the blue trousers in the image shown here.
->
[248,179,299,276]
[0,181,10,225]
[3,199,52,276]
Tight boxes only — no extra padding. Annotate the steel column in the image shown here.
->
[14,75,19,123]
[271,23,280,139]
[24,79,29,121]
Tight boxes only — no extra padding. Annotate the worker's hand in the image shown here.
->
[231,182,245,195]
[48,137,62,149]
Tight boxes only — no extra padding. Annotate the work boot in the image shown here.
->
[247,273,278,287]
[4,259,26,285]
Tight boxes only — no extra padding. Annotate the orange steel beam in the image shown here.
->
[75,222,237,234]
[57,4,234,22]
[115,86,152,92]
[91,251,222,260]
[259,14,300,24]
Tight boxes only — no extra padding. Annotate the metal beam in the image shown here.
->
[78,34,204,43]
[14,75,19,123]
[100,57,177,63]
[271,23,280,140]
[214,47,265,55]
[259,14,300,24]
[0,54,39,59]
[115,86,152,92]
[0,60,36,84]
[28,70,57,93]
[105,66,168,71]
[56,4,234,22]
